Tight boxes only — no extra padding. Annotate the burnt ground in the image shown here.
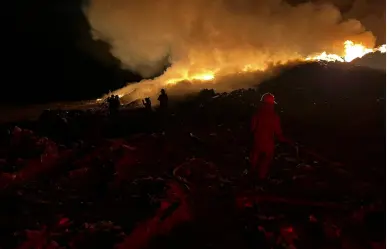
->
[0,62,385,249]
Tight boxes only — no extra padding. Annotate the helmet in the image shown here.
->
[261,93,277,104]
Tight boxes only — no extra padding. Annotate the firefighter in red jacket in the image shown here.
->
[250,93,291,179]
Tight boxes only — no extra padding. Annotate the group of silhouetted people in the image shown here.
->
[107,95,121,116]
[105,89,169,115]
[105,89,291,181]
[140,89,169,114]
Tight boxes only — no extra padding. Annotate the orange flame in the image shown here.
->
[99,40,385,103]
[306,40,385,63]
[166,40,386,86]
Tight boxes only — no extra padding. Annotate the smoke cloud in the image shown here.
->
[320,0,386,44]
[83,0,378,102]
[344,0,386,45]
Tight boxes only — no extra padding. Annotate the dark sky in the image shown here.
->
[0,0,143,105]
[0,0,384,105]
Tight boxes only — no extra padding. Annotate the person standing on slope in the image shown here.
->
[250,93,291,180]
[158,89,169,111]
[157,89,169,132]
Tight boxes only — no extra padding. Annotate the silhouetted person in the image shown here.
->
[250,93,291,180]
[107,95,113,105]
[107,95,120,116]
[158,89,168,111]
[115,95,120,105]
[142,97,152,112]
[141,97,154,132]
[157,89,169,131]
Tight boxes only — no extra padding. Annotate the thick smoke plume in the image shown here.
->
[83,0,377,102]
[325,0,386,44]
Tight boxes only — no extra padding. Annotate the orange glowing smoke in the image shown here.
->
[166,70,216,84]
[164,40,386,86]
[97,40,385,103]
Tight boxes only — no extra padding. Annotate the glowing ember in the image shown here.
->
[242,64,265,72]
[196,73,215,81]
[305,52,344,62]
[166,71,216,85]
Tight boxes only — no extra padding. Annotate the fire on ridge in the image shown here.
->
[96,40,386,103]
[164,40,386,85]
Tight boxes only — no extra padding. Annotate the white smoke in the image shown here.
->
[83,0,377,102]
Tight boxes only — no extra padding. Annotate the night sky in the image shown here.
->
[0,0,385,105]
[0,0,143,105]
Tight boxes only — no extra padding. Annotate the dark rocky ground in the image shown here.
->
[0,62,385,249]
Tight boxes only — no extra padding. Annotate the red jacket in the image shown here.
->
[251,103,285,150]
